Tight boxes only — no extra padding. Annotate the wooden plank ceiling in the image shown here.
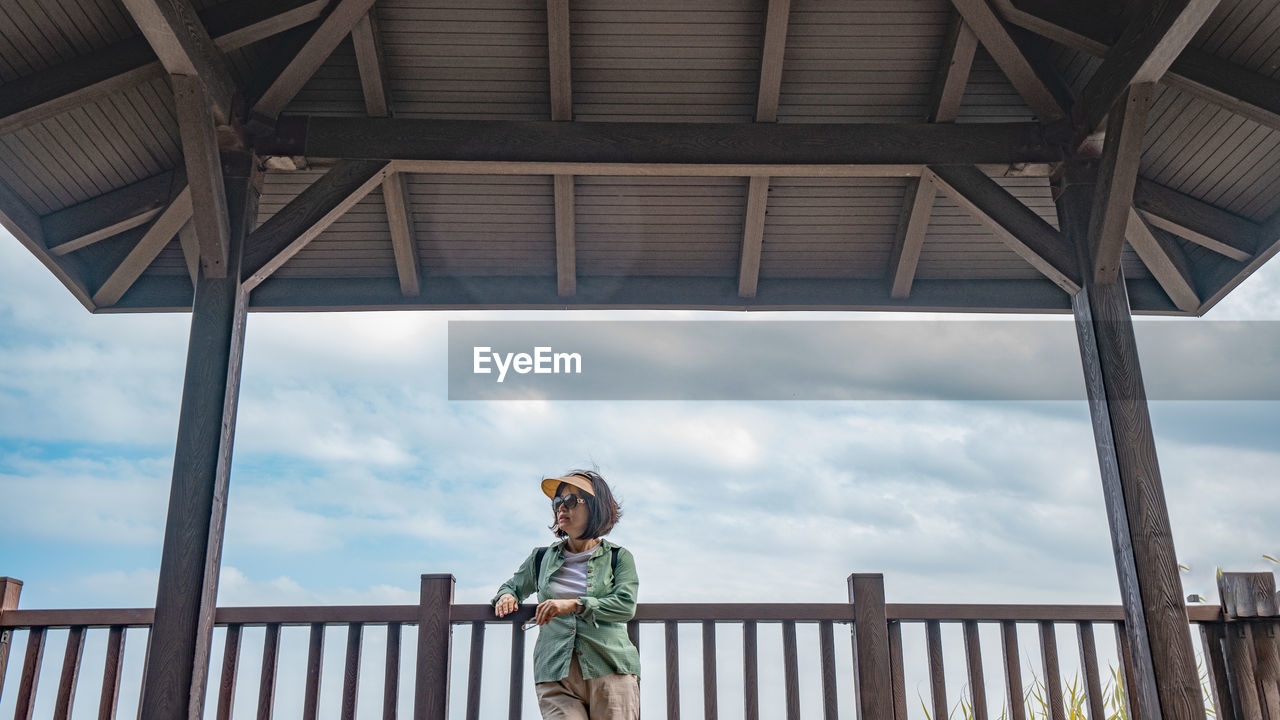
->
[1,0,1278,315]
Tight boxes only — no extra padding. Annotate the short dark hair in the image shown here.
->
[548,469,623,540]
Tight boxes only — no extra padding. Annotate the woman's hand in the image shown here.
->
[494,593,518,618]
[534,598,580,625]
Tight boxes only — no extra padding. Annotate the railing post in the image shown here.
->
[415,573,455,720]
[848,573,892,720]
[1217,571,1280,720]
[0,577,22,704]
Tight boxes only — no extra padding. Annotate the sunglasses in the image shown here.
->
[552,494,589,512]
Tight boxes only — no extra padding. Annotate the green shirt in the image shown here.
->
[490,538,641,683]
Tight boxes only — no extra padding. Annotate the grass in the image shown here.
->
[918,662,1217,720]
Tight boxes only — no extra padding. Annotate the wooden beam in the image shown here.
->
[1132,179,1258,262]
[264,117,1062,167]
[1057,164,1207,720]
[930,15,979,122]
[738,176,768,298]
[173,75,231,278]
[929,164,1080,293]
[1076,0,1221,133]
[0,178,96,310]
[1192,209,1280,313]
[546,0,572,122]
[755,0,792,123]
[553,174,576,297]
[947,0,1066,121]
[242,159,390,289]
[178,222,200,285]
[381,172,420,296]
[42,172,175,256]
[889,172,939,298]
[351,12,390,118]
[119,0,237,123]
[0,0,325,136]
[93,185,193,307]
[137,156,256,720]
[1088,83,1153,284]
[1125,209,1199,313]
[996,0,1280,133]
[250,0,380,125]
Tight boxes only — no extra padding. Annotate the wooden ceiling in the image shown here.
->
[1,0,1278,314]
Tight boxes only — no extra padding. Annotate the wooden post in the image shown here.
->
[0,577,22,705]
[1056,161,1206,720]
[138,152,259,720]
[1217,571,1280,720]
[415,573,454,720]
[848,573,892,720]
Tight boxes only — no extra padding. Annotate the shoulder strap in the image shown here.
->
[611,546,620,573]
[535,546,549,577]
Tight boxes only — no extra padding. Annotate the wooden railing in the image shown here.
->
[1,574,1274,720]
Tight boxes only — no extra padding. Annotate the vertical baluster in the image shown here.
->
[887,621,907,720]
[743,620,758,720]
[98,626,125,720]
[964,620,988,720]
[1038,621,1065,720]
[1001,621,1026,720]
[1075,622,1104,720]
[782,620,799,720]
[341,622,362,720]
[53,625,86,720]
[384,622,401,720]
[927,619,948,720]
[508,618,525,720]
[302,623,324,720]
[819,620,838,720]
[216,624,241,720]
[14,626,45,720]
[1199,623,1235,720]
[1114,622,1143,720]
[701,621,717,720]
[465,621,485,720]
[665,620,680,720]
[257,622,281,720]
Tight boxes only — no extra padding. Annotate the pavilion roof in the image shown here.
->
[1,0,1278,314]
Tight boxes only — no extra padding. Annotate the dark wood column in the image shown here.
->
[1055,161,1206,720]
[139,152,259,720]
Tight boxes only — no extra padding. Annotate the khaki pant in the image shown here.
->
[535,655,639,720]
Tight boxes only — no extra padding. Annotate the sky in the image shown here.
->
[1,227,1277,719]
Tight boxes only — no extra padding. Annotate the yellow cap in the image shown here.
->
[541,473,596,498]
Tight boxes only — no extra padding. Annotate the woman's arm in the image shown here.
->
[490,548,539,607]
[578,548,638,627]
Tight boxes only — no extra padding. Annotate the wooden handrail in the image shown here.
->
[0,601,1226,629]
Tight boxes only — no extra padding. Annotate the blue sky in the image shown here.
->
[1,227,1277,718]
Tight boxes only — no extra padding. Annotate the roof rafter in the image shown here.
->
[0,0,325,136]
[889,172,939,299]
[381,172,420,297]
[738,0,791,299]
[1,178,95,310]
[946,0,1066,122]
[1124,208,1199,312]
[351,11,390,118]
[546,0,576,297]
[250,0,380,126]
[1087,83,1153,284]
[1194,210,1280,312]
[1077,0,1220,133]
[119,0,238,123]
[929,164,1081,293]
[930,15,979,123]
[994,0,1280,133]
[42,172,176,256]
[93,184,193,307]
[1133,178,1258,262]
[242,159,391,290]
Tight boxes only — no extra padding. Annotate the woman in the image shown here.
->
[492,470,641,719]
